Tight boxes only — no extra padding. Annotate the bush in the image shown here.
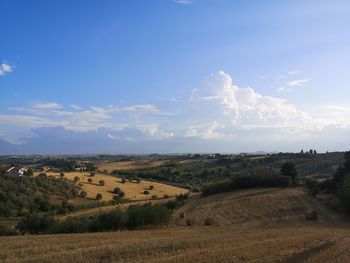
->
[88,178,93,183]
[96,193,102,201]
[89,210,128,232]
[79,191,87,198]
[74,176,80,183]
[121,178,126,184]
[186,218,195,226]
[114,187,121,194]
[99,180,105,186]
[90,172,95,177]
[143,190,150,195]
[127,204,171,229]
[16,214,56,234]
[149,185,154,190]
[118,191,125,198]
[51,217,90,234]
[202,174,290,196]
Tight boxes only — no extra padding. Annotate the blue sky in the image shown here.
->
[1,0,350,154]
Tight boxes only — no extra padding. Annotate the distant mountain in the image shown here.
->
[0,139,19,155]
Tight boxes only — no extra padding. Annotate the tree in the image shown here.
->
[96,193,102,201]
[280,162,297,184]
[24,169,33,177]
[73,176,80,183]
[118,191,125,198]
[114,187,121,194]
[99,180,105,186]
[79,191,87,198]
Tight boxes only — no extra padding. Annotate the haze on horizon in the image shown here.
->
[1,0,350,154]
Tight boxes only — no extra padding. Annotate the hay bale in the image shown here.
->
[305,210,318,221]
[186,218,195,226]
[204,217,215,226]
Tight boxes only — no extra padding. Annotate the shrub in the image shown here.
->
[96,193,103,201]
[151,195,159,200]
[186,218,195,226]
[204,217,215,226]
[90,172,95,177]
[73,176,80,183]
[202,174,290,196]
[143,190,150,195]
[118,191,125,198]
[79,191,87,198]
[99,180,105,186]
[89,210,128,232]
[149,185,154,190]
[127,205,171,229]
[114,187,121,194]
[121,178,126,184]
[88,178,93,183]
[60,172,65,178]
[16,214,56,234]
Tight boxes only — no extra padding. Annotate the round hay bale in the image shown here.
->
[180,212,186,219]
[305,210,318,221]
[204,217,215,226]
[186,218,195,226]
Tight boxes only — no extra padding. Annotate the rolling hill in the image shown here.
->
[1,187,349,262]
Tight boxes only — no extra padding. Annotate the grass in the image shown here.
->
[1,187,350,262]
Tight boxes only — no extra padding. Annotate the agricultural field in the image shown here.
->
[1,187,349,263]
[96,160,167,173]
[42,171,188,202]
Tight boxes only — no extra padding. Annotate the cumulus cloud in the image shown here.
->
[0,70,349,153]
[0,63,13,76]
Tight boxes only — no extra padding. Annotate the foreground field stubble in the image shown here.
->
[1,188,350,263]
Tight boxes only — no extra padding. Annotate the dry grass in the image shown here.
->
[1,188,350,263]
[96,160,166,173]
[44,171,188,202]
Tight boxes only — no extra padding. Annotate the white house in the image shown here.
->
[6,167,28,177]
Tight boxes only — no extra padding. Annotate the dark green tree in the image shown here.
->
[280,161,297,184]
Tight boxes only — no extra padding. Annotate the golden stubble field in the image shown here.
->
[1,188,349,263]
[96,160,167,173]
[43,171,188,202]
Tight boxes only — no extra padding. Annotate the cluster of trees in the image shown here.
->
[16,204,171,235]
[304,152,350,213]
[202,170,291,196]
[0,173,80,217]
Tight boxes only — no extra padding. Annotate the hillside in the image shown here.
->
[96,160,167,173]
[45,171,188,202]
[1,187,349,262]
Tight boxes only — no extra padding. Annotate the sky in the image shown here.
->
[1,0,350,154]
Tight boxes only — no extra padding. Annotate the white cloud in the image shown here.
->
[0,63,13,76]
[173,0,192,4]
[70,104,82,110]
[277,79,311,92]
[33,102,63,110]
[287,71,298,75]
[0,70,349,152]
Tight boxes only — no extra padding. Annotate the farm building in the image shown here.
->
[6,167,28,177]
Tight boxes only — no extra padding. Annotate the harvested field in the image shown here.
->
[43,172,188,202]
[96,160,166,173]
[1,188,349,263]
